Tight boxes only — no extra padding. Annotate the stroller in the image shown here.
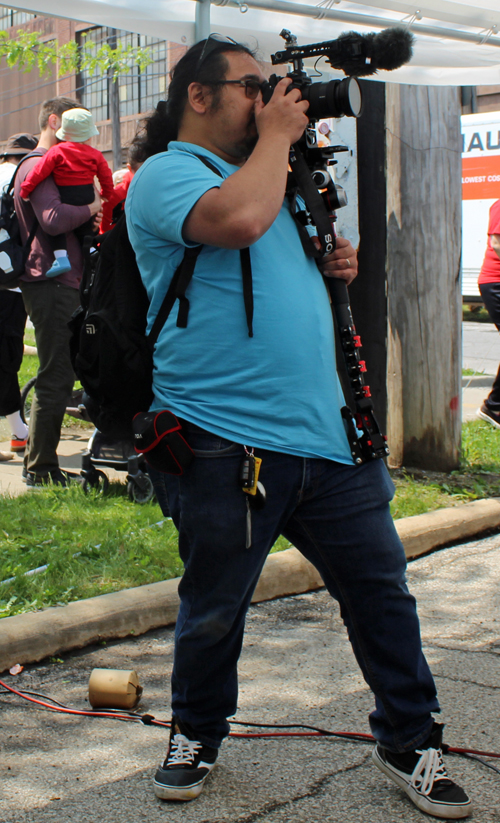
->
[20,377,155,503]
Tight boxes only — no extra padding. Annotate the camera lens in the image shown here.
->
[305,77,362,120]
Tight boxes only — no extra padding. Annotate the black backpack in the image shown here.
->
[0,151,43,290]
[69,157,254,440]
[69,215,205,439]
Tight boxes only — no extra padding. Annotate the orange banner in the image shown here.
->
[462,155,500,200]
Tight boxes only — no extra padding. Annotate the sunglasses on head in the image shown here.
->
[195,33,240,74]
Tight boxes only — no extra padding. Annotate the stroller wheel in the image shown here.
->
[20,376,37,424]
[82,469,109,495]
[127,474,154,504]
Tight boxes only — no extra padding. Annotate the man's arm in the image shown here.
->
[20,149,58,199]
[94,150,115,200]
[29,175,101,237]
[491,234,500,260]
[183,79,309,250]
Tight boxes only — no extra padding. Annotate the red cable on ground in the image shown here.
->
[0,678,139,722]
[1,678,499,759]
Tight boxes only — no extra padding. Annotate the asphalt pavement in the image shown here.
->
[462,320,499,421]
[1,532,499,823]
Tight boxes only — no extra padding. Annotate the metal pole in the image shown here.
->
[220,0,500,48]
[195,0,211,42]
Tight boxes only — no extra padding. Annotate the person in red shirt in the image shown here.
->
[21,108,113,277]
[477,198,500,427]
[99,139,145,233]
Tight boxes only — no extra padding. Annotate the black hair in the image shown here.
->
[137,39,256,160]
[127,135,148,170]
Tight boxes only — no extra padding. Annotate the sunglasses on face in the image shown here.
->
[215,78,268,99]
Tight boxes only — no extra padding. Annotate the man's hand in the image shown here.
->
[254,78,309,147]
[88,188,102,217]
[318,236,358,286]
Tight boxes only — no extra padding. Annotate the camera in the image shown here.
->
[263,27,414,122]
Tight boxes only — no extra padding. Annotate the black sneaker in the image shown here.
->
[153,716,218,801]
[372,723,471,819]
[26,469,81,488]
[476,404,500,429]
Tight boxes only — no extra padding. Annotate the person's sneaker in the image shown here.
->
[25,468,80,488]
[10,435,27,452]
[372,723,471,819]
[45,256,72,277]
[153,716,218,801]
[476,404,500,429]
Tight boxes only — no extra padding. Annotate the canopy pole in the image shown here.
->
[219,0,500,48]
[195,0,211,42]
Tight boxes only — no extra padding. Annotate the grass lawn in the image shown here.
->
[1,418,499,619]
[3,332,500,618]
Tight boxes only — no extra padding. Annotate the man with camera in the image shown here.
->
[126,37,471,819]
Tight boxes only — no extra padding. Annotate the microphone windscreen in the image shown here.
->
[371,27,414,71]
[328,27,414,76]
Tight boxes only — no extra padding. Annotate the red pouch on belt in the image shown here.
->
[132,410,194,475]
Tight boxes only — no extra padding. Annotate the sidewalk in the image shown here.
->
[1,531,499,823]
[0,421,122,495]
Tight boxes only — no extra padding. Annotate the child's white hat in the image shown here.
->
[55,108,99,142]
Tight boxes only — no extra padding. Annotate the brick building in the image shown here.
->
[0,6,186,166]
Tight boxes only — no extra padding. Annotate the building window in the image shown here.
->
[77,27,168,122]
[0,6,36,27]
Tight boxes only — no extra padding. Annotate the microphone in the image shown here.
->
[326,27,414,76]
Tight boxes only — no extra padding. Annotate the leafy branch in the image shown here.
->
[0,30,153,79]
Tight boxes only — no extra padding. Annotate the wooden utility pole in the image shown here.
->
[352,81,462,471]
[385,84,462,471]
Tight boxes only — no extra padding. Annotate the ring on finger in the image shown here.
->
[345,258,350,268]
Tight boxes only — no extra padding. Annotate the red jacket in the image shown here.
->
[479,199,500,285]
[20,142,114,201]
[100,170,133,233]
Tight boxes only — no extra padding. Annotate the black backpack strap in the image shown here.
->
[197,155,254,338]
[9,150,45,256]
[149,245,202,346]
[240,247,253,338]
[150,153,255,344]
[174,245,202,328]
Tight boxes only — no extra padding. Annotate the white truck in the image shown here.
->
[462,111,500,303]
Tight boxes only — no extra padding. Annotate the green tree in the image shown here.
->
[0,29,153,77]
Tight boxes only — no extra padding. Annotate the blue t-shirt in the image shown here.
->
[126,141,353,464]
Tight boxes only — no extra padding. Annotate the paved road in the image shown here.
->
[1,533,499,823]
[463,320,499,376]
[461,320,498,421]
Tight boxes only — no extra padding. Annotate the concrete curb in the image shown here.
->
[1,498,500,673]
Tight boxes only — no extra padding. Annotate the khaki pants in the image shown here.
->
[20,280,80,475]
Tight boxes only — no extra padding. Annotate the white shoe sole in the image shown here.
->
[153,779,206,801]
[153,763,215,802]
[476,408,500,429]
[372,746,471,820]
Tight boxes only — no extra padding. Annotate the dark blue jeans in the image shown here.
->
[159,421,439,753]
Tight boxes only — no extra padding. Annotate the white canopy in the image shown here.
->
[7,0,500,85]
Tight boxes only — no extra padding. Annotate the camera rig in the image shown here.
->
[267,27,415,462]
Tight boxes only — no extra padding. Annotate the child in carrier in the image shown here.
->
[20,107,114,277]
